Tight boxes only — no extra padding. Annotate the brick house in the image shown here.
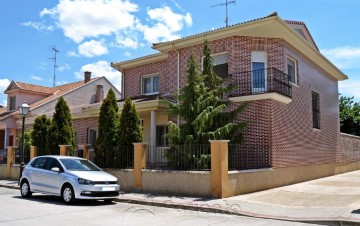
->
[111,12,360,171]
[0,72,121,150]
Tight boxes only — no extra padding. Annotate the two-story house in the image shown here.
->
[0,72,121,150]
[111,12,357,172]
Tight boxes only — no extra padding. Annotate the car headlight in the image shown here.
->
[78,178,93,185]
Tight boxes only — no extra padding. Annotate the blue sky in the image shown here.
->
[0,0,359,106]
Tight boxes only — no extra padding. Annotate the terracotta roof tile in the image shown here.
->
[14,82,55,94]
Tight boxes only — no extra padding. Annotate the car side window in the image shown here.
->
[30,157,47,169]
[45,158,62,171]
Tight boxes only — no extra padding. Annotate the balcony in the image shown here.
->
[228,68,292,104]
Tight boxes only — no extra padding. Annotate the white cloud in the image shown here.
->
[115,33,139,49]
[339,78,360,101]
[58,64,71,72]
[22,21,54,31]
[56,80,70,86]
[137,6,192,43]
[78,40,108,57]
[321,46,360,69]
[66,50,79,57]
[31,75,42,81]
[75,61,121,92]
[41,0,138,43]
[0,79,11,106]
[124,52,131,57]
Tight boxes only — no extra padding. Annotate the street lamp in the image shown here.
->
[19,101,30,179]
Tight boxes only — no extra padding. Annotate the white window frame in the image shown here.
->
[287,56,297,84]
[141,74,159,95]
[201,52,228,69]
[9,95,16,111]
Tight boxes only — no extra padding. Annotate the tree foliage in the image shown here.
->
[118,97,143,146]
[95,89,120,166]
[47,97,75,154]
[167,40,248,145]
[340,95,360,136]
[31,115,51,148]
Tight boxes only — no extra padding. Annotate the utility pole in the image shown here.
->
[211,0,236,27]
[49,46,59,87]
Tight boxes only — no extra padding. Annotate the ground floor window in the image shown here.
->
[156,126,168,146]
[312,92,320,129]
[88,128,98,149]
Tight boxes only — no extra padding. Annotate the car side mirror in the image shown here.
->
[51,167,60,173]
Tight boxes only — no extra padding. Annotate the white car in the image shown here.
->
[19,156,120,204]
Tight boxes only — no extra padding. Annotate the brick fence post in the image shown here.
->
[30,146,37,160]
[210,140,230,198]
[133,143,147,191]
[6,146,16,178]
[59,145,71,156]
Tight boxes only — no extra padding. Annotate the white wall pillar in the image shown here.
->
[4,128,9,149]
[150,110,157,163]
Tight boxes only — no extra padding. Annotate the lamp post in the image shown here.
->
[19,101,30,179]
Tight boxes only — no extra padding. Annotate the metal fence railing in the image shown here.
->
[228,144,271,170]
[94,146,134,169]
[146,144,211,171]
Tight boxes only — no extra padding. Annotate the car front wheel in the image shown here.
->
[62,185,75,204]
[20,180,32,198]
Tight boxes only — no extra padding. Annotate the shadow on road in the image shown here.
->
[13,195,117,206]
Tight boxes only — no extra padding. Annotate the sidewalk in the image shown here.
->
[2,170,360,225]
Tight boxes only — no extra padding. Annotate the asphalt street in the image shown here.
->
[0,187,317,226]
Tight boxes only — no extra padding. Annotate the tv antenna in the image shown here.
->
[211,0,236,27]
[49,46,60,87]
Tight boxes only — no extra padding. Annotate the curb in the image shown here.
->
[1,183,359,225]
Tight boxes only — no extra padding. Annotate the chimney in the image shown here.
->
[84,71,91,83]
[95,85,104,103]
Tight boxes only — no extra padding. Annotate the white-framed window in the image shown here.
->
[142,75,159,95]
[287,57,297,84]
[9,96,16,111]
[202,52,228,78]
[139,119,144,131]
[88,128,98,149]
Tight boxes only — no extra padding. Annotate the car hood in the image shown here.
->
[68,171,117,182]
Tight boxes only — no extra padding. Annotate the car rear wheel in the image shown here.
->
[20,180,32,198]
[62,185,75,204]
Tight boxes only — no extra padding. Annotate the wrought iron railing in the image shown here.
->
[146,145,211,170]
[94,146,134,169]
[229,68,292,98]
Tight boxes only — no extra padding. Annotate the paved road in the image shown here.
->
[0,187,315,226]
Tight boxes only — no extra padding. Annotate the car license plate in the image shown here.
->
[102,187,115,191]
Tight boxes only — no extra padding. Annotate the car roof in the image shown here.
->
[34,155,84,160]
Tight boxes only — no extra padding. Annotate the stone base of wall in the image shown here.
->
[228,161,360,196]
[0,164,20,180]
[103,169,134,191]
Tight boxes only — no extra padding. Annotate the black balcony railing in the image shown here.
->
[229,68,292,98]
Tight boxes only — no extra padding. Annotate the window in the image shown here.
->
[88,128,98,149]
[213,53,228,78]
[139,119,144,131]
[9,96,16,111]
[45,158,63,171]
[156,126,168,146]
[142,75,159,95]
[312,92,320,129]
[287,57,297,84]
[31,157,47,169]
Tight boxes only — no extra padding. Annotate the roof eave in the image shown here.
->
[111,53,168,71]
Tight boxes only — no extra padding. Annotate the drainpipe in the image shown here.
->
[121,72,125,99]
[176,50,180,125]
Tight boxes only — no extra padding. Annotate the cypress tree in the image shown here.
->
[95,88,119,166]
[31,115,51,154]
[47,97,75,154]
[116,97,142,168]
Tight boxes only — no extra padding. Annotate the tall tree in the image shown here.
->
[340,95,360,136]
[167,41,247,145]
[118,97,143,146]
[116,97,142,168]
[31,115,51,148]
[47,97,75,154]
[95,88,120,166]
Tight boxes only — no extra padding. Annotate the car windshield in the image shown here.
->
[59,159,101,171]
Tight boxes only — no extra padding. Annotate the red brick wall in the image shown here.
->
[73,117,98,146]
